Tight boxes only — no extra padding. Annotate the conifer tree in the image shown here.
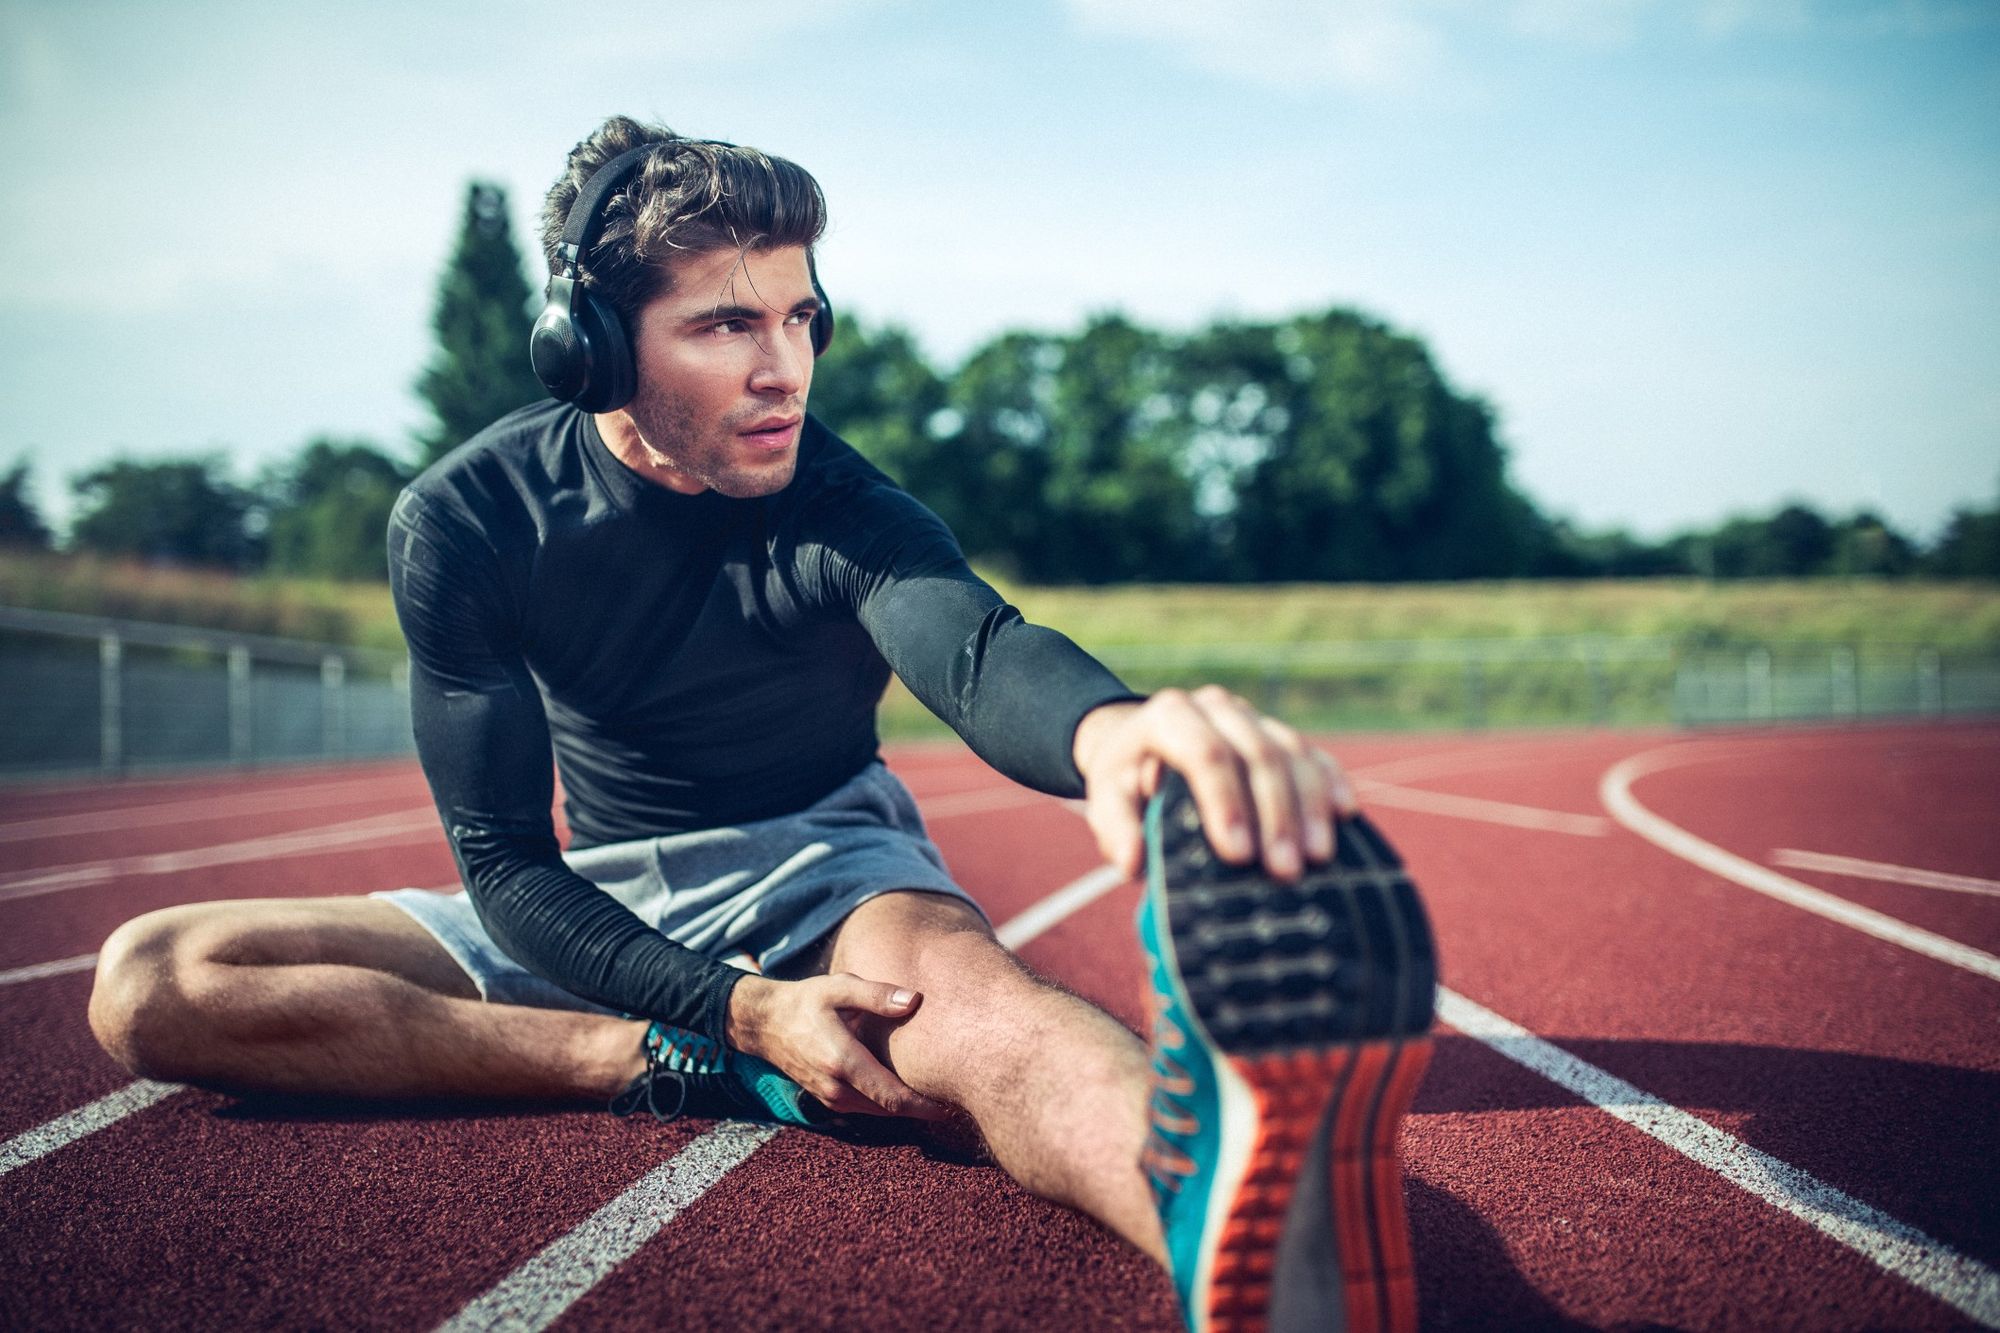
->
[415,181,545,464]
[0,460,53,550]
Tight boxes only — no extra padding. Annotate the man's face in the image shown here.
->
[618,244,819,498]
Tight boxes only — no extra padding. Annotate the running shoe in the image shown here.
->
[1138,770,1437,1333]
[610,1021,827,1127]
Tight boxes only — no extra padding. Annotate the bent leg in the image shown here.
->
[88,896,645,1101]
[818,891,1164,1264]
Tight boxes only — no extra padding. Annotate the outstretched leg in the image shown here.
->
[88,897,647,1100]
[811,891,1166,1264]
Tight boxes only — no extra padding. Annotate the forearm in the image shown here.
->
[469,856,747,1038]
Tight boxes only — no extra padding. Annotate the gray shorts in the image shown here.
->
[372,760,983,1014]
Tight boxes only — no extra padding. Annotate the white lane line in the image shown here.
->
[1439,990,2000,1328]
[430,1122,780,1333]
[0,776,420,844]
[1602,748,2000,983]
[0,809,439,904]
[0,1080,184,1178]
[425,862,1125,1333]
[1356,780,1611,837]
[996,866,1128,949]
[1772,849,2000,900]
[0,953,97,987]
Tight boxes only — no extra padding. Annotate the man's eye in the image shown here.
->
[787,309,817,326]
[712,319,747,335]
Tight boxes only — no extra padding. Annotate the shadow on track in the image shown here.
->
[1412,1033,2000,1263]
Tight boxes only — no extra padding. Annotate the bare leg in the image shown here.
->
[816,892,1165,1265]
[88,897,646,1100]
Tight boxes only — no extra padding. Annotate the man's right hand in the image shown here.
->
[724,972,951,1120]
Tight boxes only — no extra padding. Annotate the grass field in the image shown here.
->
[5,550,1996,735]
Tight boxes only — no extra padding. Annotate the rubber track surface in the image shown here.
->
[2,724,1995,1329]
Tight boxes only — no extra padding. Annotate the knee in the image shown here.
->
[88,907,218,1080]
[896,929,1046,1042]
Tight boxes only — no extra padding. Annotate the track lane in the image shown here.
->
[1616,725,2000,954]
[3,731,1995,1329]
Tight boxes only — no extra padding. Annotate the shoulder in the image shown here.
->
[772,417,966,601]
[395,400,575,550]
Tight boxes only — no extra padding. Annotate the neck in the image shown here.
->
[593,410,707,495]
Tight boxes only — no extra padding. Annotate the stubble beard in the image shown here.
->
[627,379,800,500]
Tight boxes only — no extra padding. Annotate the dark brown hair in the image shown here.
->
[540,116,827,323]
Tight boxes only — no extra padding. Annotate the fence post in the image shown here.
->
[1464,657,1485,730]
[321,653,346,759]
[98,631,123,773]
[1918,649,1942,716]
[1747,647,1773,722]
[1588,647,1609,727]
[229,646,253,764]
[1831,646,1858,717]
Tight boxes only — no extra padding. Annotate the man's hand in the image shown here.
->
[724,972,951,1121]
[1072,687,1359,883]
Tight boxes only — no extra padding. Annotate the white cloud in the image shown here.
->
[1062,0,1448,95]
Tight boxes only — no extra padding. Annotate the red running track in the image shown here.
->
[1,724,1996,1330]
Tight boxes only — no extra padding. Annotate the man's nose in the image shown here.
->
[749,327,809,396]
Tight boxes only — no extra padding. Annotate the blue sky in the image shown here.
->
[2,0,1995,541]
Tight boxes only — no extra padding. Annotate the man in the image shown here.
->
[88,118,1434,1332]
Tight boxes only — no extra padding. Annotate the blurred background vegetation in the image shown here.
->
[3,178,1995,683]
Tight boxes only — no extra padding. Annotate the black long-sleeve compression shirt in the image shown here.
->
[388,403,1138,1039]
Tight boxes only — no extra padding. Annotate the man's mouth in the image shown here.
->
[739,416,802,452]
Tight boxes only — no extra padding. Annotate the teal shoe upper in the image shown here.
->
[1139,793,1229,1326]
[612,1021,823,1127]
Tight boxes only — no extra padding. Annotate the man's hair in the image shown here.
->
[539,116,827,324]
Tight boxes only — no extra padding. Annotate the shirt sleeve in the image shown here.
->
[791,469,1144,797]
[387,488,747,1040]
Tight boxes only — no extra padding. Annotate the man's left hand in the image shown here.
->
[1071,688,1359,882]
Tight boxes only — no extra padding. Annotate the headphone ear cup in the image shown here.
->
[810,300,834,357]
[570,289,636,413]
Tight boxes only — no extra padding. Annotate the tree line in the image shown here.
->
[3,182,1994,583]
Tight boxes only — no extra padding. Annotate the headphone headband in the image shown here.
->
[553,144,657,277]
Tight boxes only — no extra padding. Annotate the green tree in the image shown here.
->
[0,460,52,550]
[809,314,957,508]
[1191,310,1547,582]
[263,437,412,580]
[1927,487,2000,579]
[70,456,260,568]
[1825,511,1916,577]
[415,181,545,465]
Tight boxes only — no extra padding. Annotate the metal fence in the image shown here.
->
[0,606,414,778]
[1092,637,2000,732]
[4,607,1996,777]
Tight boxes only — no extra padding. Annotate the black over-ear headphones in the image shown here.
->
[529,141,835,414]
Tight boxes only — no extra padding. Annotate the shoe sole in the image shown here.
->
[1146,772,1437,1333]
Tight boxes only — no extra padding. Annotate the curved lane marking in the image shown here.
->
[1772,849,2000,899]
[1440,991,2000,1328]
[1357,780,1610,837]
[1601,746,2000,984]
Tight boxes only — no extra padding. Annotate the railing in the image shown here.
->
[0,606,414,777]
[4,607,1995,776]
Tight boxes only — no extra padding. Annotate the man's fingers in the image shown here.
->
[1137,689,1257,862]
[1316,747,1360,816]
[1085,770,1146,878]
[820,973,921,1020]
[1257,716,1336,863]
[840,1046,953,1121]
[1188,686,1311,880]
